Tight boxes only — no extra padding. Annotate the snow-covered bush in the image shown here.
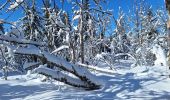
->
[92,53,116,70]
[151,43,168,66]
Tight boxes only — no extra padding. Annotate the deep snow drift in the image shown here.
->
[0,60,170,100]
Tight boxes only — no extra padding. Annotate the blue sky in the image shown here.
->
[0,0,166,30]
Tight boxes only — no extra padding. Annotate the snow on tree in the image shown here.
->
[0,0,102,90]
[0,0,169,90]
[111,8,131,60]
[124,3,167,66]
[151,44,167,66]
[6,0,24,11]
[72,0,112,64]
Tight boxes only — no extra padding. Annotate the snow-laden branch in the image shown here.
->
[77,63,114,74]
[23,62,40,70]
[0,35,45,46]
[89,8,112,15]
[8,0,24,11]
[114,53,136,62]
[51,45,69,54]
[7,45,100,90]
[34,65,93,89]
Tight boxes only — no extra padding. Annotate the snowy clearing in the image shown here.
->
[0,0,170,100]
[0,60,170,100]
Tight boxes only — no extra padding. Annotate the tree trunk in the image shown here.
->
[165,0,170,77]
[167,19,170,78]
[70,42,76,63]
[79,6,84,63]
[80,29,84,63]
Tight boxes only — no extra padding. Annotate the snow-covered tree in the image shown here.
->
[72,0,112,63]
[111,8,131,60]
[0,0,101,90]
[128,2,167,66]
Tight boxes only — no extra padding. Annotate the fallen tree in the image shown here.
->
[0,35,101,90]
[35,65,98,90]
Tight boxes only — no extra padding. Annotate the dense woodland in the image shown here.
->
[0,0,169,90]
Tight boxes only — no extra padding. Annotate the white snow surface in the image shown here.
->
[34,65,86,86]
[51,45,69,54]
[0,60,170,100]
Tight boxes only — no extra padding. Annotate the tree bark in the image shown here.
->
[165,0,170,77]
[79,6,84,63]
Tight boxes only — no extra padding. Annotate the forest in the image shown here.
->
[0,0,170,99]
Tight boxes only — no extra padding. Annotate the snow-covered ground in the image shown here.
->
[0,60,170,100]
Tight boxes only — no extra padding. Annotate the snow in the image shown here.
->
[51,45,69,54]
[57,29,63,36]
[8,0,24,10]
[8,2,19,10]
[55,16,67,28]
[0,31,3,35]
[0,35,45,46]
[8,45,101,87]
[151,44,168,66]
[1,60,170,99]
[16,0,24,3]
[65,32,70,43]
[77,63,115,74]
[1,0,170,99]
[73,15,80,20]
[7,46,14,58]
[34,65,86,87]
[10,45,42,57]
[42,51,100,84]
[23,62,40,69]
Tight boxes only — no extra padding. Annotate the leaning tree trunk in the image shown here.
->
[168,19,170,69]
[165,0,170,77]
[0,35,100,90]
